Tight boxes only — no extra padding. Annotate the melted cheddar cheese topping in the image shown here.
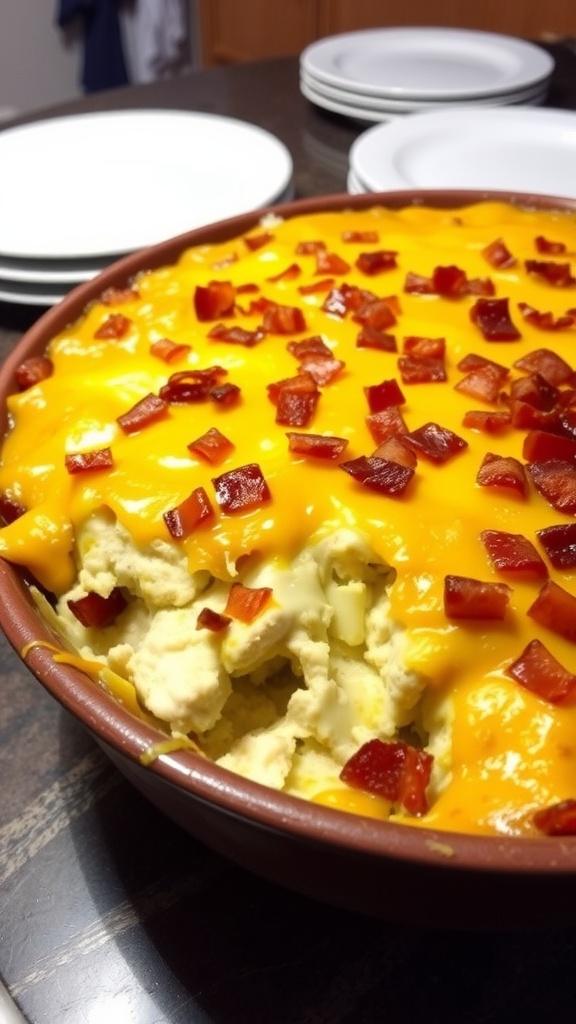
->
[2,201,576,836]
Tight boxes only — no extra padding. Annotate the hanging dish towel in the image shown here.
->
[120,0,189,83]
[56,0,130,92]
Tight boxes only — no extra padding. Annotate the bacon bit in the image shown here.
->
[224,582,273,623]
[482,238,516,268]
[517,302,575,331]
[372,435,417,468]
[364,378,405,413]
[266,262,301,283]
[196,607,231,632]
[528,580,576,641]
[298,356,345,386]
[244,231,273,251]
[527,459,576,514]
[513,348,574,386]
[506,638,576,704]
[117,392,168,434]
[476,452,528,497]
[342,230,379,243]
[352,297,398,331]
[188,427,235,464]
[100,286,140,305]
[0,493,26,524]
[523,428,576,463]
[262,302,307,334]
[457,352,509,376]
[537,522,576,569]
[194,280,236,321]
[67,587,127,628]
[236,282,260,295]
[315,251,351,275]
[480,530,548,579]
[209,383,241,407]
[432,264,469,297]
[163,486,215,539]
[525,259,576,287]
[340,738,433,815]
[355,250,398,275]
[14,356,54,390]
[535,235,568,255]
[65,447,114,475]
[286,432,348,459]
[455,362,509,404]
[366,406,409,444]
[509,399,561,432]
[462,409,512,433]
[322,284,370,318]
[94,313,132,339]
[212,462,271,513]
[287,335,332,359]
[340,455,414,495]
[402,336,446,359]
[398,355,447,385]
[470,297,521,340]
[404,271,435,294]
[509,372,559,411]
[159,366,228,404]
[295,240,326,255]
[356,326,397,351]
[298,277,335,295]
[404,422,468,463]
[208,323,266,347]
[443,575,511,620]
[404,266,493,298]
[533,799,576,836]
[150,338,192,363]
[268,373,320,427]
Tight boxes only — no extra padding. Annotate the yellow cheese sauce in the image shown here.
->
[2,201,576,836]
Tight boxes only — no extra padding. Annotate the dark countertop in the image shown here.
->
[2,48,576,1024]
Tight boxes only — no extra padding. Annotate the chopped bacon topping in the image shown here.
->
[117,393,168,435]
[67,587,127,628]
[286,432,348,459]
[196,607,231,632]
[212,463,271,513]
[352,296,398,332]
[163,486,215,539]
[509,372,559,411]
[194,280,236,321]
[372,435,417,468]
[266,262,301,283]
[340,738,433,815]
[356,326,397,351]
[14,356,54,390]
[455,362,509,404]
[297,277,335,295]
[287,335,331,360]
[65,447,114,475]
[404,422,467,463]
[457,352,509,376]
[404,266,493,298]
[517,303,575,332]
[366,406,408,445]
[94,313,132,340]
[295,240,326,255]
[210,382,241,407]
[342,230,379,243]
[268,372,320,427]
[355,250,398,275]
[525,259,576,287]
[513,348,574,386]
[340,455,414,495]
[476,452,528,497]
[506,638,576,704]
[364,378,405,413]
[537,523,576,569]
[315,250,350,275]
[150,338,192,363]
[158,367,230,404]
[462,409,512,434]
[262,302,307,334]
[523,428,576,463]
[480,530,548,579]
[482,238,516,268]
[527,580,576,642]
[244,231,273,251]
[527,459,576,514]
[188,427,234,464]
[0,493,26,524]
[470,297,521,340]
[398,355,446,385]
[533,799,576,836]
[208,323,266,346]
[535,235,567,255]
[402,336,446,359]
[443,575,511,620]
[224,582,273,623]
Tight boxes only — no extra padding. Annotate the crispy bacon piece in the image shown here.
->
[150,338,192,363]
[509,372,559,411]
[298,355,345,386]
[286,432,348,459]
[482,238,516,268]
[196,607,231,632]
[159,366,228,404]
[480,529,548,579]
[457,352,509,376]
[462,410,512,433]
[194,280,235,321]
[163,486,215,539]
[509,399,561,433]
[297,277,335,295]
[431,264,469,297]
[14,356,54,390]
[527,580,576,642]
[533,799,576,836]
[94,313,132,339]
[65,447,114,475]
[517,302,575,331]
[208,323,266,347]
[287,335,331,359]
[342,230,379,243]
[513,348,574,386]
[224,582,273,623]
[321,283,373,318]
[117,393,168,434]
[262,302,307,334]
[244,231,274,251]
[404,422,467,463]
[295,240,326,255]
[398,355,446,384]
[0,493,26,524]
[67,587,127,628]
[404,271,435,294]
[366,406,409,444]
[356,326,397,351]
[404,267,493,297]
[444,574,511,620]
[266,262,301,283]
[523,429,576,464]
[525,259,576,287]
[402,336,446,359]
[268,373,320,427]
[535,235,567,255]
[352,297,398,331]
[470,297,521,340]
[340,738,433,815]
[506,638,576,704]
[455,362,508,404]
[537,522,576,569]
[340,456,414,495]
[355,250,398,275]
[315,250,350,275]
[372,435,418,468]
[209,383,241,407]
[364,378,405,413]
[527,459,576,514]
[476,452,528,497]
[188,427,234,464]
[212,462,271,513]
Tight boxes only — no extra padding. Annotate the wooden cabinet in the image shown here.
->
[198,0,576,66]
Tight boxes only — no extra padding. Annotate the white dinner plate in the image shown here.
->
[301,27,554,101]
[0,277,69,306]
[0,110,294,260]
[349,107,576,197]
[300,78,400,125]
[0,253,118,284]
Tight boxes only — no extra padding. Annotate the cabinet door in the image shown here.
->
[199,0,320,65]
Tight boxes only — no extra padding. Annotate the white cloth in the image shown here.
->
[120,0,189,83]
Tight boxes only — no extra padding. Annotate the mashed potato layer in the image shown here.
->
[1,202,576,837]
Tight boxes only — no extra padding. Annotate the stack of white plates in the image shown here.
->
[348,106,576,197]
[0,110,294,306]
[300,27,554,124]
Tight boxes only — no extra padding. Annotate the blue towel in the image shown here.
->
[56,0,129,92]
